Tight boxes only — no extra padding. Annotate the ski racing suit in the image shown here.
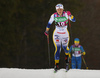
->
[69,44,85,69]
[46,11,76,65]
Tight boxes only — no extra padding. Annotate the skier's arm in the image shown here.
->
[69,15,76,22]
[80,46,86,55]
[44,14,54,36]
[46,14,54,31]
[66,11,76,22]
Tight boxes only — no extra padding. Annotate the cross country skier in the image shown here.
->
[69,38,86,69]
[44,3,76,72]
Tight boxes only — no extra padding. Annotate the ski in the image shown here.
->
[54,70,57,73]
[66,70,68,72]
[54,69,69,73]
[54,69,59,73]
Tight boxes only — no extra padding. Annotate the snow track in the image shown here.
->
[0,68,100,78]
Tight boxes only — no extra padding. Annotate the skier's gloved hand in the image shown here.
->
[82,52,86,55]
[70,15,74,19]
[44,31,49,36]
[67,11,71,16]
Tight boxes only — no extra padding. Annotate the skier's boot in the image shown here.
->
[65,55,69,72]
[66,63,69,72]
[54,63,59,73]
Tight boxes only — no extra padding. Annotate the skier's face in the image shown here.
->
[75,43,79,46]
[56,9,63,16]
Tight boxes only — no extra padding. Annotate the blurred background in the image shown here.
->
[0,0,100,69]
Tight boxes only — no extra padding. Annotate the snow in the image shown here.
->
[0,68,100,78]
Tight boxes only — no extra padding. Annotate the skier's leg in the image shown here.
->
[62,29,70,71]
[53,29,61,70]
[77,56,82,69]
[71,56,76,69]
[54,45,61,65]
[62,29,70,56]
[62,37,69,70]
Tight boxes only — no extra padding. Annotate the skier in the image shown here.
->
[69,38,86,69]
[44,3,76,72]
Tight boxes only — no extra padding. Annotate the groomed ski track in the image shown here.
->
[0,68,100,78]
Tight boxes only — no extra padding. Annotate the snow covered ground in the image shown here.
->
[0,68,100,78]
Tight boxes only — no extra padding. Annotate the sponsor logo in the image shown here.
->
[55,35,59,38]
[63,43,67,45]
[72,48,81,51]
[56,39,59,42]
[54,17,68,22]
[57,32,66,34]
[64,39,67,42]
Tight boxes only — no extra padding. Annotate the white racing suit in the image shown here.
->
[53,26,70,62]
[46,11,76,64]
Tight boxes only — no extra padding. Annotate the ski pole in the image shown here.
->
[82,55,88,69]
[47,35,51,67]
[68,18,73,44]
[68,18,73,68]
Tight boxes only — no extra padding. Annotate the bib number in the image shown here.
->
[57,22,65,26]
[74,51,81,55]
